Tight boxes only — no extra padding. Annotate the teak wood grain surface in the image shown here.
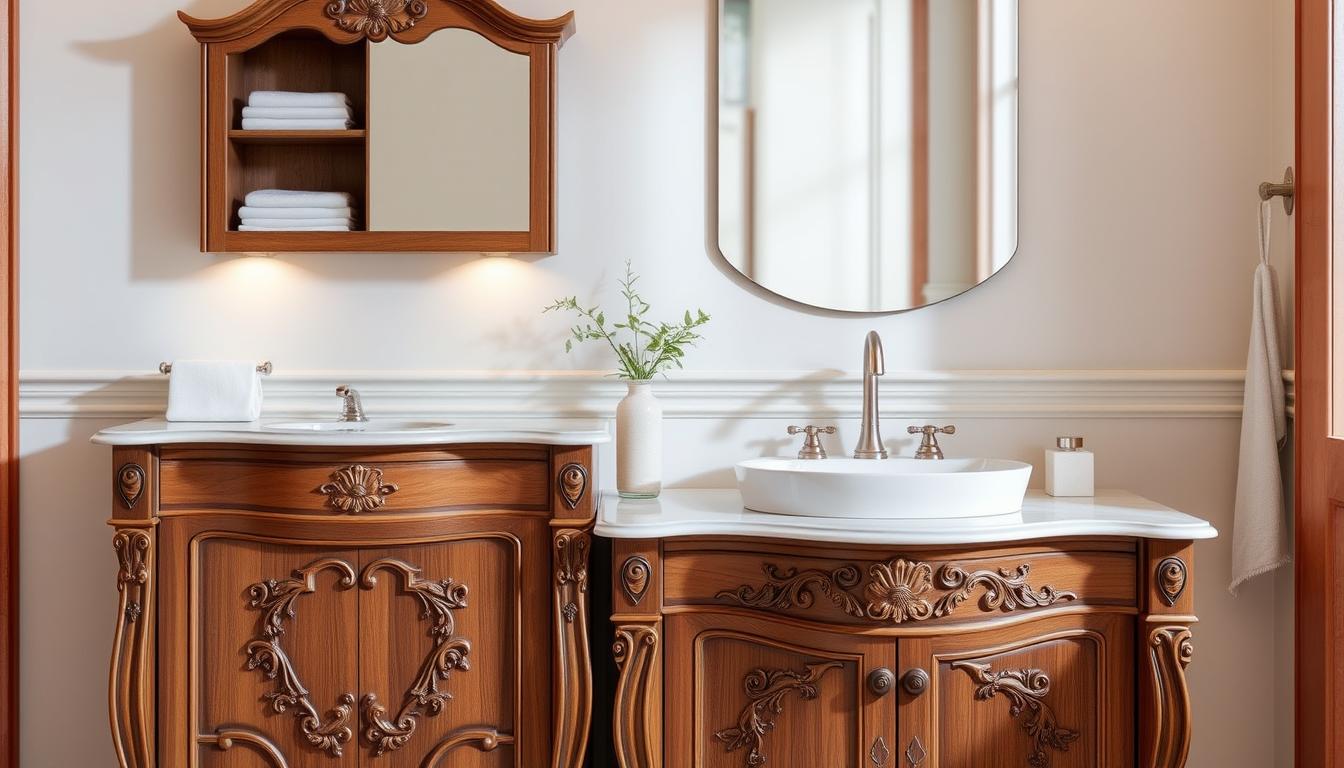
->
[107,440,596,768]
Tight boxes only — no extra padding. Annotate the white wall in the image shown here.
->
[18,0,1294,766]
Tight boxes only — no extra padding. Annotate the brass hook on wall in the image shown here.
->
[1259,166,1295,215]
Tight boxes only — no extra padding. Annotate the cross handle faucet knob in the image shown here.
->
[788,425,836,460]
[907,425,956,460]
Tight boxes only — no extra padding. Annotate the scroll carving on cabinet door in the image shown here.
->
[1144,626,1194,768]
[714,661,845,766]
[317,465,399,513]
[950,661,1080,767]
[325,0,429,41]
[358,558,472,756]
[242,558,359,758]
[717,559,1076,623]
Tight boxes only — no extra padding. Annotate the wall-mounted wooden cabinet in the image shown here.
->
[180,0,574,253]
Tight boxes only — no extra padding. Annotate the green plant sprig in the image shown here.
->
[544,262,711,380]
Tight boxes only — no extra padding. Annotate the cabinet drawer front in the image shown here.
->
[160,458,550,515]
[664,542,1136,629]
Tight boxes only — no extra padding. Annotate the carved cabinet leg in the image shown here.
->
[1141,626,1194,768]
[613,623,661,768]
[110,527,154,768]
[553,529,592,768]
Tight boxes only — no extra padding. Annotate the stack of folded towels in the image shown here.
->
[241,91,354,131]
[238,190,357,232]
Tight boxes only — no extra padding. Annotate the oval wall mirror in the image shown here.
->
[712,0,1019,313]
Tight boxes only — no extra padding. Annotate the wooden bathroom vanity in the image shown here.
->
[96,421,607,768]
[598,490,1216,768]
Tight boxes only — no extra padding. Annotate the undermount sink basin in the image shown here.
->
[736,457,1032,519]
[262,420,455,433]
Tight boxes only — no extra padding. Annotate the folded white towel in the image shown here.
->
[242,106,353,120]
[238,206,355,220]
[1230,200,1290,595]
[238,225,352,232]
[249,91,350,108]
[241,118,353,131]
[241,217,353,228]
[244,189,354,208]
[165,360,263,423]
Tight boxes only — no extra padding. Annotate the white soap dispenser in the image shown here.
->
[1045,436,1094,497]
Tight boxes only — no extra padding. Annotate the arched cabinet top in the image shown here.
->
[179,0,576,47]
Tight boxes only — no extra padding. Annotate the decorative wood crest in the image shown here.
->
[717,560,1077,624]
[324,0,427,42]
[1145,626,1194,768]
[951,662,1080,767]
[870,735,890,766]
[117,464,146,510]
[552,529,592,767]
[559,463,589,510]
[318,465,399,513]
[1157,557,1187,606]
[620,555,651,606]
[612,625,660,768]
[242,557,471,757]
[113,530,151,616]
[110,529,154,768]
[715,661,844,766]
[359,558,471,755]
[243,558,359,757]
[554,529,589,593]
[181,0,574,46]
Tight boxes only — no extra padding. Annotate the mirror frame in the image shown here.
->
[181,0,575,253]
[706,0,1021,314]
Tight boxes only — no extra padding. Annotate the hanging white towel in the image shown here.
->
[165,360,263,422]
[244,189,354,208]
[1230,200,1290,594]
[248,91,350,108]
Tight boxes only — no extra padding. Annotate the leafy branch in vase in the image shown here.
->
[544,261,711,380]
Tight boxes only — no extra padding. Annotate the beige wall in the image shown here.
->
[19,0,1294,765]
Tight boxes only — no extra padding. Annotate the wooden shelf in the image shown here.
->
[228,129,367,144]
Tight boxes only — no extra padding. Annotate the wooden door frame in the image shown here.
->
[1295,0,1335,765]
[0,0,14,763]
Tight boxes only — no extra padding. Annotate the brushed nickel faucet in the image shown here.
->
[908,424,956,460]
[788,425,836,459]
[853,331,888,459]
[336,385,367,423]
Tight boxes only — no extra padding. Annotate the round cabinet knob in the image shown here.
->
[867,668,895,697]
[901,668,931,697]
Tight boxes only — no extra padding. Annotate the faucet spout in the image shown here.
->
[854,331,888,459]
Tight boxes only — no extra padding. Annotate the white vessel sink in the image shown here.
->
[736,457,1032,519]
[263,420,455,434]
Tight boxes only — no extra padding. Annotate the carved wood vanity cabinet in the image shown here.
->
[598,490,1215,768]
[99,425,605,768]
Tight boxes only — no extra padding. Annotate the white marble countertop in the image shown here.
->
[596,489,1218,545]
[91,419,611,447]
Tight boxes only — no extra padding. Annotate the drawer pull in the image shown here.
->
[868,667,895,697]
[319,465,399,514]
[901,668,931,697]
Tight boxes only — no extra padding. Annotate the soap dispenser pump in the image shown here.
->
[1045,436,1094,497]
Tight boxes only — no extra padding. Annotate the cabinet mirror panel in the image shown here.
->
[714,0,1019,313]
[369,28,531,232]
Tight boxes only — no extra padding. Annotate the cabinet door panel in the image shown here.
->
[195,538,361,768]
[667,612,895,768]
[899,613,1133,768]
[357,528,548,768]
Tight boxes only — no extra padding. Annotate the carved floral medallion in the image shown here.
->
[718,559,1077,624]
[323,0,428,41]
[951,662,1080,767]
[117,463,146,509]
[559,463,589,509]
[1157,557,1187,606]
[620,555,651,606]
[318,465,399,513]
[715,661,843,766]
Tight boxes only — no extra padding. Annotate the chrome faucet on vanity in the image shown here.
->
[335,385,367,423]
[854,330,889,459]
